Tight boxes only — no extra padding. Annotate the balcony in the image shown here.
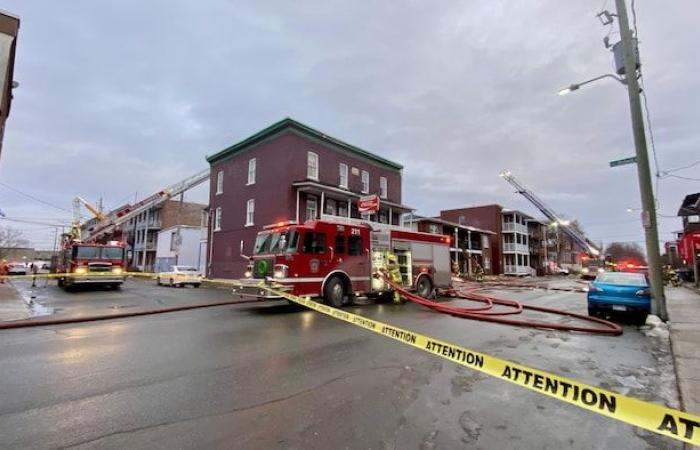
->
[502,242,529,253]
[502,222,528,234]
[134,241,157,251]
[504,265,531,275]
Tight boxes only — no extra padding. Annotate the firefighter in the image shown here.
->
[30,262,38,287]
[386,253,404,304]
[0,259,7,284]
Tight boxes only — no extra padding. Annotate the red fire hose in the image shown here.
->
[381,275,622,336]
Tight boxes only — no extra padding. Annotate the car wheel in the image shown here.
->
[323,277,345,308]
[193,284,201,288]
[587,305,599,318]
[156,277,161,286]
[169,278,174,287]
[633,311,648,326]
[416,275,433,299]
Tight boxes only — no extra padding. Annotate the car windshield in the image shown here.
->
[102,247,124,259]
[254,230,299,254]
[74,246,100,258]
[596,272,647,286]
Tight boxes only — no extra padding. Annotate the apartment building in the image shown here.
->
[123,200,206,271]
[205,118,411,278]
[405,215,495,275]
[0,10,19,160]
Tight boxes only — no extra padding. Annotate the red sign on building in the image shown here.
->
[358,195,380,214]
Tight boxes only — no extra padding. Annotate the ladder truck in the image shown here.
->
[81,168,210,242]
[499,171,601,267]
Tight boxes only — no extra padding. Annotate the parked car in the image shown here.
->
[156,266,202,288]
[7,262,28,275]
[587,271,650,324]
[581,261,604,280]
[552,266,569,276]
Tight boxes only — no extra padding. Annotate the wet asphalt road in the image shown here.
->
[0,279,682,449]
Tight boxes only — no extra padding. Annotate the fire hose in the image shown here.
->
[380,274,623,336]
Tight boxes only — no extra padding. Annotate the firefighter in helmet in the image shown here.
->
[0,259,7,284]
[386,253,404,304]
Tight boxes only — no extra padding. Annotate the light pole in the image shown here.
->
[558,0,667,320]
[557,73,626,96]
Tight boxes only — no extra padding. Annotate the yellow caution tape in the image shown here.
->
[252,282,700,445]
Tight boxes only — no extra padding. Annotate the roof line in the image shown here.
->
[205,118,403,170]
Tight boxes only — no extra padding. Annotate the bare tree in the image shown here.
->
[0,226,31,259]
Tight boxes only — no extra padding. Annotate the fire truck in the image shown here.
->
[53,239,127,289]
[233,218,452,306]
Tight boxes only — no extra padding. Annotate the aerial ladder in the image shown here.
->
[70,196,106,240]
[81,168,210,242]
[499,170,600,257]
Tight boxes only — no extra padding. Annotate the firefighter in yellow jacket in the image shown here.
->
[386,253,404,304]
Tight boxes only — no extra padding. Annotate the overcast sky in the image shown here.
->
[0,0,698,251]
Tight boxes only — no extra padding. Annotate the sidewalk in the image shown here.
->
[0,282,31,321]
[667,286,700,420]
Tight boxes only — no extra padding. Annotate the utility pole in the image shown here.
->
[614,0,667,320]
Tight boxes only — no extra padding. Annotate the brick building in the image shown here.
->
[205,118,411,278]
[405,216,495,275]
[123,200,206,271]
[0,10,19,160]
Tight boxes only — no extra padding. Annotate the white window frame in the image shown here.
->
[339,163,348,189]
[306,196,318,222]
[216,170,224,195]
[307,152,319,181]
[379,176,387,199]
[245,199,255,226]
[361,170,369,194]
[214,207,222,231]
[247,158,256,185]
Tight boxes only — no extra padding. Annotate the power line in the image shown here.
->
[0,182,72,214]
[665,174,700,182]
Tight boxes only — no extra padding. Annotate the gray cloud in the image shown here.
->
[0,0,698,250]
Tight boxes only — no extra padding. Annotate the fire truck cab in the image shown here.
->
[53,240,127,289]
[234,218,452,306]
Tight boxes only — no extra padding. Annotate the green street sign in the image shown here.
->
[609,156,637,168]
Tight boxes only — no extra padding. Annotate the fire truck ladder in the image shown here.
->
[82,168,210,241]
[499,170,600,256]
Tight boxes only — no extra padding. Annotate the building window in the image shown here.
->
[214,207,222,231]
[306,196,318,222]
[482,235,490,249]
[325,198,337,216]
[428,224,440,234]
[361,170,369,194]
[245,199,255,226]
[216,170,224,195]
[379,177,387,199]
[339,163,348,189]
[379,211,388,224]
[170,232,178,251]
[247,158,256,185]
[307,152,319,180]
[338,202,348,218]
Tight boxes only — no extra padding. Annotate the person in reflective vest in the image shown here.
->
[387,253,404,304]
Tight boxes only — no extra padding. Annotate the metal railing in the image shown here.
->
[502,222,529,234]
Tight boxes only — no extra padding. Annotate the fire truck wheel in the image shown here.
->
[416,275,433,299]
[324,277,345,307]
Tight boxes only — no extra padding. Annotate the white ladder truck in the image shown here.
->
[81,168,210,242]
[499,170,601,258]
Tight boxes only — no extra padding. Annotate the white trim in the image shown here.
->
[247,158,256,185]
[379,176,387,199]
[307,151,319,181]
[339,163,348,189]
[216,170,224,195]
[245,199,255,226]
[213,207,222,231]
[361,170,369,194]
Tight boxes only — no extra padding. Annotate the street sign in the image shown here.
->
[609,156,637,167]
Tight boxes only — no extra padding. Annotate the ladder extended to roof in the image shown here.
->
[82,168,210,241]
[499,170,600,256]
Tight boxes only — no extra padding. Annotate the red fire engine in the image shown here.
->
[233,218,452,306]
[53,239,127,289]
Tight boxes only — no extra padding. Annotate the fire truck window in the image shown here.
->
[102,247,124,259]
[254,234,271,254]
[348,236,363,256]
[74,246,100,258]
[335,234,345,254]
[285,231,299,253]
[302,232,327,254]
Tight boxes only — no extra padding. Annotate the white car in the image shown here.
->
[8,263,28,275]
[157,266,202,288]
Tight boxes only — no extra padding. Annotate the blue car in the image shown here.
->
[587,271,651,324]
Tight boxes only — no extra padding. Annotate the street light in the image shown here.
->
[557,73,626,96]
